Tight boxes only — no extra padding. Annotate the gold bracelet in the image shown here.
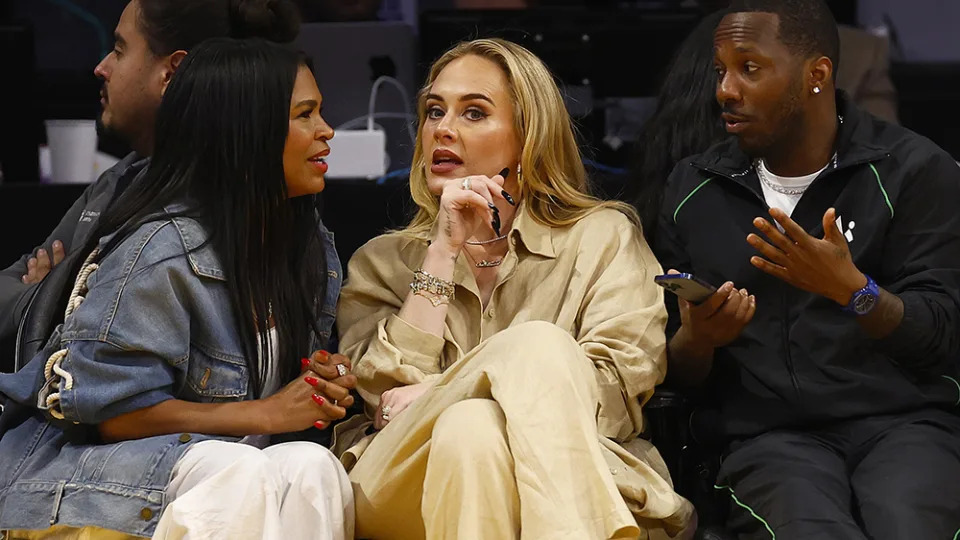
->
[413,288,450,307]
[411,268,456,298]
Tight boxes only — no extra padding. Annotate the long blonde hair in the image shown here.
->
[404,38,639,235]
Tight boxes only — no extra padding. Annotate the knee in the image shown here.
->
[182,441,282,489]
[264,442,350,491]
[495,321,584,371]
[500,320,575,347]
[431,399,509,463]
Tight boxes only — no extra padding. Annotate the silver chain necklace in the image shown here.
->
[755,159,809,196]
[754,153,837,197]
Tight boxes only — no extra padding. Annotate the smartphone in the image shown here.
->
[654,273,718,304]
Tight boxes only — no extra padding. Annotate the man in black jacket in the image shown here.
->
[655,0,960,538]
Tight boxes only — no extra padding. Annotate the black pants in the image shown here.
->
[716,408,960,540]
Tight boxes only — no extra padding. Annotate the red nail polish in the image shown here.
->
[301,358,310,368]
[318,350,330,360]
[304,376,319,386]
[311,394,325,406]
[314,420,326,429]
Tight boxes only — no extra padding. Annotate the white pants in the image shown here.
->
[153,440,354,540]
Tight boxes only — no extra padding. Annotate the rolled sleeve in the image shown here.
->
[338,237,446,405]
[384,314,445,370]
[53,339,177,424]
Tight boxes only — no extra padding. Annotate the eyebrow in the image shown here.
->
[294,99,318,109]
[425,93,495,106]
[735,46,758,54]
[114,32,126,47]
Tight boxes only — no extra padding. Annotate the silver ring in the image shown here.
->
[460,178,471,190]
[381,405,391,421]
[336,364,348,377]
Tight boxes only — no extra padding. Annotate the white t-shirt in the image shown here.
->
[239,327,280,449]
[757,159,829,217]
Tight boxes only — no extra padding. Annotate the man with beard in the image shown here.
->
[0,0,299,343]
[654,0,960,538]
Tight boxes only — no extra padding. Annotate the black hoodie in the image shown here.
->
[655,93,960,439]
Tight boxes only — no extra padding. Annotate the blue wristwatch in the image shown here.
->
[843,274,880,315]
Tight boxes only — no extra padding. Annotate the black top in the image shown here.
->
[655,92,960,439]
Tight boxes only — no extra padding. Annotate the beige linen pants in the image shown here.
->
[349,321,647,540]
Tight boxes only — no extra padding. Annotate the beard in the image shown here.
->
[736,75,806,158]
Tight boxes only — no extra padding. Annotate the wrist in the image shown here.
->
[426,242,460,265]
[249,398,276,435]
[674,325,716,359]
[833,271,868,306]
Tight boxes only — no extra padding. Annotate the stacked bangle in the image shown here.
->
[410,269,455,306]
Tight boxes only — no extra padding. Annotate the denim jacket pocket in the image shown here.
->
[184,344,249,399]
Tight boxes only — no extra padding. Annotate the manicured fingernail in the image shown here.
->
[314,420,326,429]
[301,358,310,369]
[501,190,516,206]
[53,241,62,248]
[498,167,510,178]
[318,350,330,360]
[304,376,319,386]
[492,215,502,236]
[488,202,499,211]
[38,249,46,256]
[311,394,325,406]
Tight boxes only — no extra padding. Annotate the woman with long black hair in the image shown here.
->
[627,10,729,243]
[0,38,353,539]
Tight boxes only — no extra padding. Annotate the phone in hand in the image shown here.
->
[654,273,718,304]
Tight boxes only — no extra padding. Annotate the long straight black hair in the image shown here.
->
[628,10,730,243]
[74,38,326,396]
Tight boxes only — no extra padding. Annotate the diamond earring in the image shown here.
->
[813,86,822,94]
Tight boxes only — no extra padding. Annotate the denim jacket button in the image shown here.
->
[140,507,154,520]
[178,433,192,443]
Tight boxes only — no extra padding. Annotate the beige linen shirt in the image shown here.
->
[336,205,668,446]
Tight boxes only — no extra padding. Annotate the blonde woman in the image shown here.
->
[334,38,693,539]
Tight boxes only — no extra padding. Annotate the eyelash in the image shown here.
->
[426,106,487,121]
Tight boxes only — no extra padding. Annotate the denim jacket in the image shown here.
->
[0,207,341,535]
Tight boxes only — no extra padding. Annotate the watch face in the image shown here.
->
[855,293,877,314]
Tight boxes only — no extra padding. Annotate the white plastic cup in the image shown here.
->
[44,119,98,184]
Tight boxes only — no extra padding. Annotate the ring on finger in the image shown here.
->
[336,364,348,377]
[460,178,471,190]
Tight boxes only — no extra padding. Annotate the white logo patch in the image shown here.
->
[835,215,856,243]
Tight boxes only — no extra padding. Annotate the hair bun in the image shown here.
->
[230,0,301,43]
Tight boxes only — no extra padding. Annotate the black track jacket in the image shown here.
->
[655,93,960,438]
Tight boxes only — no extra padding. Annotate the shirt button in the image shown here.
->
[486,310,495,318]
[140,507,154,520]
[610,467,619,476]
[178,433,192,443]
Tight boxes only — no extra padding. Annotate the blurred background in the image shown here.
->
[1,0,958,268]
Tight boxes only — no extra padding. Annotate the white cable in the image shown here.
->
[368,76,417,143]
[336,112,416,131]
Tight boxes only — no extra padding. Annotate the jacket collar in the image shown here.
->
[690,91,890,180]
[509,203,556,258]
